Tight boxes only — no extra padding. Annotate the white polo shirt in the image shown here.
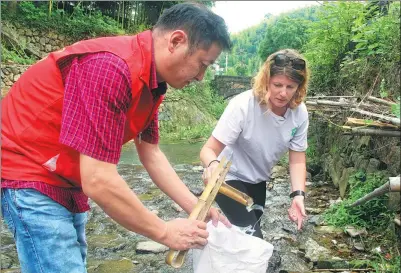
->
[213,90,309,184]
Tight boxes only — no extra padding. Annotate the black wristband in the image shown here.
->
[207,159,220,167]
[290,190,305,198]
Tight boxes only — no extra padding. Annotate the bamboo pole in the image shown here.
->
[367,96,397,106]
[342,127,401,137]
[166,158,231,268]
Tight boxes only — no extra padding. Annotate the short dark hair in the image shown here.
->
[153,3,232,53]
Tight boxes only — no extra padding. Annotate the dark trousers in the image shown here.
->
[215,180,266,239]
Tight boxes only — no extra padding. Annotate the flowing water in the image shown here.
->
[1,141,355,273]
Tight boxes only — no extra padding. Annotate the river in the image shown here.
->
[1,141,358,273]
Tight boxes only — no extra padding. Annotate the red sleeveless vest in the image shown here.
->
[1,30,163,188]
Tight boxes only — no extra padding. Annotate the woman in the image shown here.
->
[200,49,310,238]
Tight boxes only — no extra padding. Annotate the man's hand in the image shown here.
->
[160,218,209,250]
[288,196,307,230]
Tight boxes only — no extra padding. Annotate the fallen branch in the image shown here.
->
[312,269,373,272]
[367,95,397,106]
[345,117,399,129]
[306,100,380,111]
[350,108,400,126]
[307,95,356,99]
[342,127,401,137]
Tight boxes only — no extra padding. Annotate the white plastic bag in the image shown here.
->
[193,221,274,273]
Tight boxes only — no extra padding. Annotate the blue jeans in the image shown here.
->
[1,188,88,273]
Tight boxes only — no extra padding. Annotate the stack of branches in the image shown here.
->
[306,95,400,137]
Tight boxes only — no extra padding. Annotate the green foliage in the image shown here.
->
[2,1,124,41]
[323,171,394,230]
[1,42,35,65]
[217,21,268,77]
[160,79,227,141]
[258,15,310,60]
[303,2,365,94]
[369,253,401,273]
[391,100,400,118]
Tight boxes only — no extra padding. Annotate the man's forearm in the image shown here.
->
[141,148,198,214]
[81,162,167,243]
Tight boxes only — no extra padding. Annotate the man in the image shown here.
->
[1,3,232,272]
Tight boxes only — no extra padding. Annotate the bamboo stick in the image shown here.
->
[345,117,399,129]
[166,158,231,268]
[342,127,401,137]
[367,96,397,106]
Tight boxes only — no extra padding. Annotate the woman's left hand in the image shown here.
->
[206,207,232,228]
[287,196,307,230]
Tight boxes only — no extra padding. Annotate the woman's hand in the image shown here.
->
[201,161,220,185]
[287,196,307,230]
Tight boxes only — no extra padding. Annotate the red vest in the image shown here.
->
[1,30,164,188]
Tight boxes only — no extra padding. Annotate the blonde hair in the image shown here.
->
[252,49,310,109]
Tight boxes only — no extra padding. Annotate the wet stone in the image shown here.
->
[136,241,169,254]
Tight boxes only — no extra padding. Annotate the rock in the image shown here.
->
[45,44,52,52]
[306,172,312,181]
[136,241,169,254]
[192,165,203,172]
[314,226,343,234]
[331,239,337,245]
[10,67,19,75]
[305,207,324,214]
[0,254,12,269]
[13,74,20,82]
[366,158,381,173]
[315,259,348,270]
[94,258,134,273]
[345,226,367,237]
[353,242,365,251]
[329,198,342,207]
[308,215,324,226]
[339,167,355,198]
[304,238,332,262]
[39,37,46,45]
[172,203,183,212]
[271,165,287,179]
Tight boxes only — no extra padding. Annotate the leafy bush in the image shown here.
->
[2,2,124,41]
[323,171,394,230]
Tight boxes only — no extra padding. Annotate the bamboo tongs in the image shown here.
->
[165,157,254,268]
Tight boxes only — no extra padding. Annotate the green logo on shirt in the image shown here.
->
[291,127,297,137]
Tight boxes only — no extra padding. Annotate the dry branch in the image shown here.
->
[345,117,399,129]
[367,96,397,106]
[350,108,400,126]
[342,127,400,137]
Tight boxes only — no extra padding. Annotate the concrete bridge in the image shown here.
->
[212,75,252,99]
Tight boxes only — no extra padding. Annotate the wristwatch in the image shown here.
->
[289,190,305,198]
